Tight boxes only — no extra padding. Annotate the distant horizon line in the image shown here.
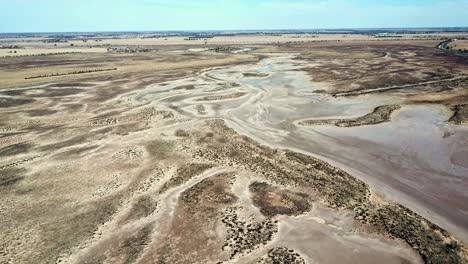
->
[2,27,468,35]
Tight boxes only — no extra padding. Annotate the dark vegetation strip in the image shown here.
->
[299,105,400,127]
[438,39,468,57]
[25,68,118,79]
[1,52,81,59]
[449,104,468,125]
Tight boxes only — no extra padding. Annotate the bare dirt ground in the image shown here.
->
[1,36,468,264]
[449,40,468,50]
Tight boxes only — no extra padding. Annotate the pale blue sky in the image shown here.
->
[2,0,468,33]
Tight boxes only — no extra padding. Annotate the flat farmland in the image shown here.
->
[1,34,468,264]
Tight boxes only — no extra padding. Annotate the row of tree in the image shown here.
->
[25,68,117,79]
